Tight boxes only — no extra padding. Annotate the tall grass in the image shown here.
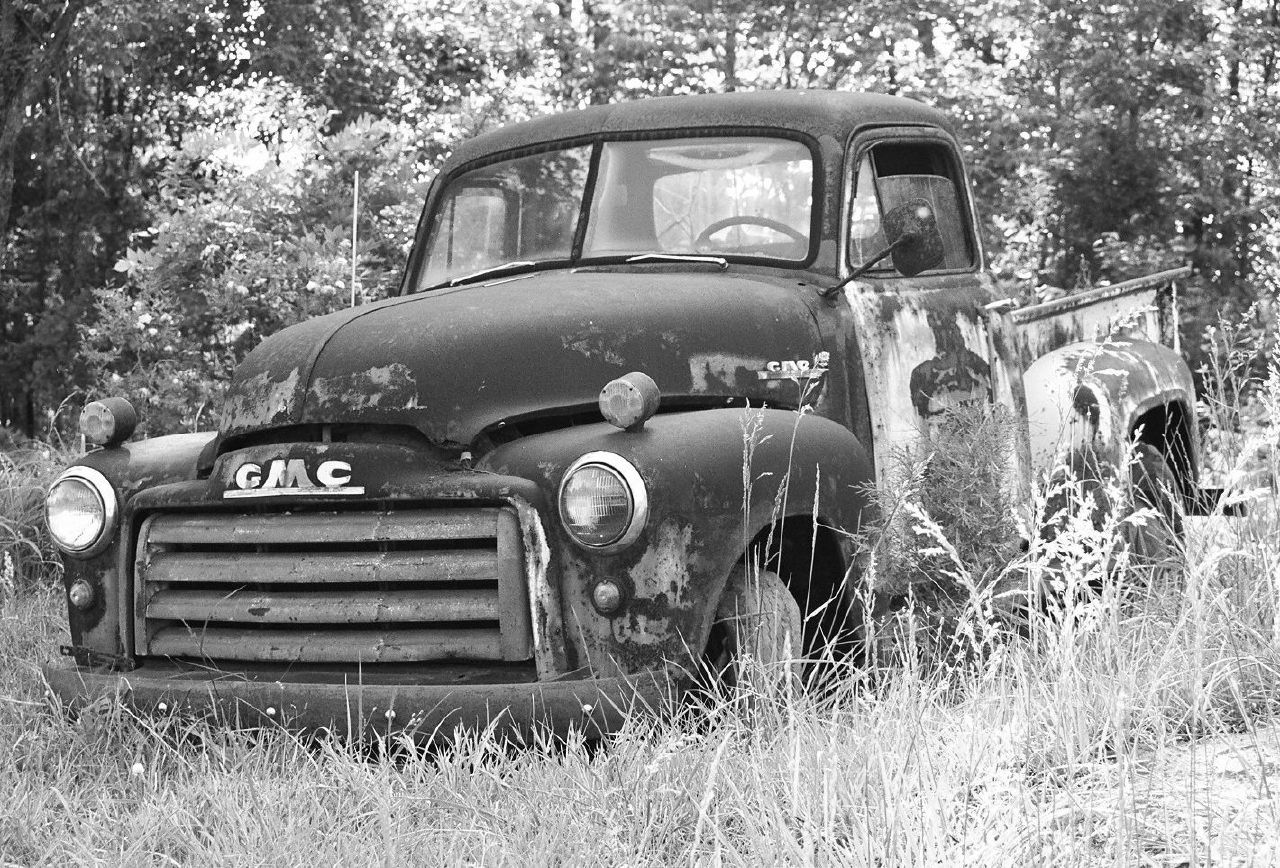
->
[2,539,1278,863]
[0,440,72,595]
[2,347,1280,863]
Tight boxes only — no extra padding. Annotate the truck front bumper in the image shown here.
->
[43,662,675,740]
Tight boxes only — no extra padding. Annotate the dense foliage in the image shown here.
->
[2,0,1278,435]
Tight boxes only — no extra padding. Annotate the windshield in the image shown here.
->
[418,135,814,288]
[419,146,592,287]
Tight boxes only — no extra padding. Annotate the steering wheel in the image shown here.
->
[693,216,807,250]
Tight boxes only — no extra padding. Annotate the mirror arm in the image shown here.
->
[819,235,913,299]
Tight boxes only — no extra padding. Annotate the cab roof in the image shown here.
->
[443,90,952,170]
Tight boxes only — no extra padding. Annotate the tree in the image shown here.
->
[85,85,425,434]
[4,0,1278,437]
[1,0,552,435]
[0,0,93,240]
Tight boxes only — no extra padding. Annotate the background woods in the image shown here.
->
[1,0,1278,438]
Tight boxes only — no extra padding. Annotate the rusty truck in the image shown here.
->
[43,91,1208,736]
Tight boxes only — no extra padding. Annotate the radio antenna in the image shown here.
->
[350,170,360,307]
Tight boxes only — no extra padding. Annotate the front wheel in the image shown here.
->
[704,565,803,694]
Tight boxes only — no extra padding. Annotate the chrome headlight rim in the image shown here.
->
[557,451,649,552]
[45,466,117,558]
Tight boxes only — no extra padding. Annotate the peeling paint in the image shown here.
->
[626,522,694,603]
[688,353,767,392]
[220,272,824,446]
[612,521,695,651]
[844,279,1008,489]
[563,327,626,366]
[221,368,301,430]
[307,363,421,413]
[511,496,562,679]
[614,613,674,647]
[1024,337,1193,475]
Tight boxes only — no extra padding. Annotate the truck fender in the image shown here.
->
[51,431,217,664]
[481,408,874,674]
[1024,338,1198,491]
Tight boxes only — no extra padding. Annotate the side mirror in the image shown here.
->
[882,199,946,278]
[823,198,949,298]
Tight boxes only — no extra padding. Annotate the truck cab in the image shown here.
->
[43,91,1201,736]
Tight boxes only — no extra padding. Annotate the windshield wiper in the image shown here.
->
[448,260,538,286]
[625,252,728,270]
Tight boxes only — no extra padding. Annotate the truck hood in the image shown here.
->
[219,270,826,449]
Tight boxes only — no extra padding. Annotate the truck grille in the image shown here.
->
[132,507,533,665]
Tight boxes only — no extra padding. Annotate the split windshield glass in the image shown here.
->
[418,136,813,288]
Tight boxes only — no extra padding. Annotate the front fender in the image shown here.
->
[1024,337,1196,477]
[53,432,216,664]
[479,408,873,675]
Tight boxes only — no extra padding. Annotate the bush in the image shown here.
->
[81,80,428,436]
[855,402,1027,665]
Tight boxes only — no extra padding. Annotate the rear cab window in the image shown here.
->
[847,139,974,275]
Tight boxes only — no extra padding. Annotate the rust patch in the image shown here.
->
[307,363,421,413]
[1072,385,1101,427]
[562,327,626,366]
[221,368,301,430]
[688,353,768,392]
[909,349,991,420]
[510,496,563,679]
[613,521,695,650]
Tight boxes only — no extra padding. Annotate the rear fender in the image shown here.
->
[1024,338,1198,489]
[480,408,874,675]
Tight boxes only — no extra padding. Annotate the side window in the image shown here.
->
[847,142,973,273]
[424,186,509,276]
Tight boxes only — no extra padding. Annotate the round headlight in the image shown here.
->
[46,467,117,557]
[558,452,648,549]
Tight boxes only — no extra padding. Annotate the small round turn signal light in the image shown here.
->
[591,580,624,615]
[599,372,660,431]
[68,578,95,610]
[81,397,138,448]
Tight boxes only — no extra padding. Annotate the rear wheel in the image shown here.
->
[1036,442,1186,607]
[1118,443,1185,594]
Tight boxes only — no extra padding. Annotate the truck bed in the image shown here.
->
[1006,265,1191,363]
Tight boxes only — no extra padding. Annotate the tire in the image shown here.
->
[1117,443,1185,594]
[1036,443,1186,607]
[704,565,804,694]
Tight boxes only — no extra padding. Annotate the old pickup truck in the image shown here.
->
[43,91,1205,737]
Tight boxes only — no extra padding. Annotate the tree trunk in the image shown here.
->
[0,0,93,241]
[722,5,737,92]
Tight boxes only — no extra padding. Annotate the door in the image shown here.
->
[834,131,1031,498]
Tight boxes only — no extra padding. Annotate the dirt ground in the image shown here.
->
[1065,724,1280,866]
[1087,514,1280,866]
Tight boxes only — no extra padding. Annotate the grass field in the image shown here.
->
[4,399,1280,863]
[1,512,1279,862]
